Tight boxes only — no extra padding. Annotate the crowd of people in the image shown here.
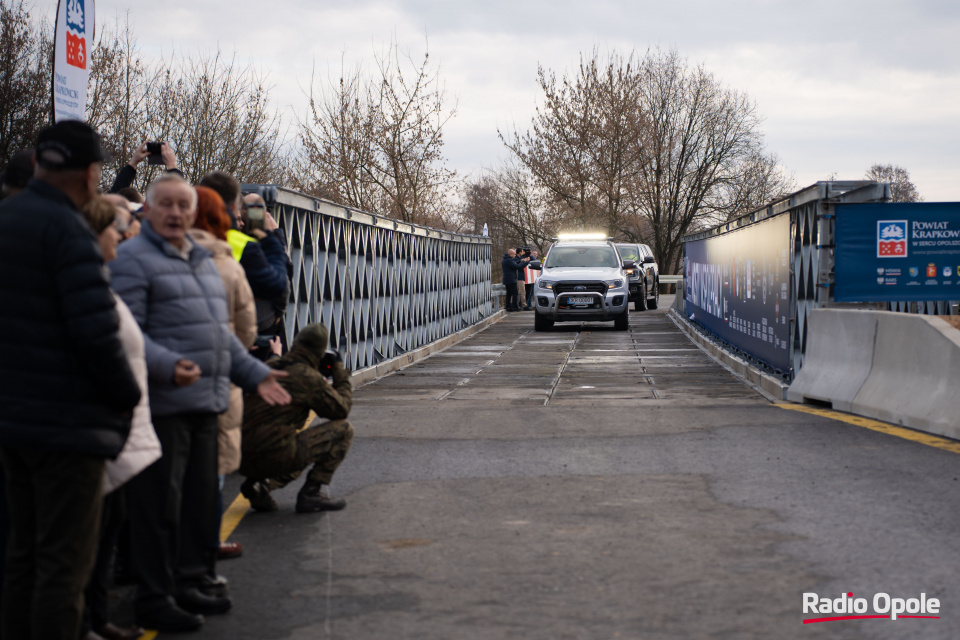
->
[0,120,356,638]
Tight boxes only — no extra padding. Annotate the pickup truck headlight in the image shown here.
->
[539,280,555,290]
[605,279,624,289]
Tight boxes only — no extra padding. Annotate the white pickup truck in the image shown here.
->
[530,238,634,331]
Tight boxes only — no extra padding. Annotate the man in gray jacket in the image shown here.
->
[111,173,290,633]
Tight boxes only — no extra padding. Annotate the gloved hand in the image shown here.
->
[318,350,342,375]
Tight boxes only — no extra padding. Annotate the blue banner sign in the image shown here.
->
[685,213,792,372]
[53,0,93,122]
[835,203,960,302]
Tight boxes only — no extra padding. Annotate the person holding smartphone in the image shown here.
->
[198,173,292,360]
[244,197,266,233]
[108,141,183,194]
[243,193,293,357]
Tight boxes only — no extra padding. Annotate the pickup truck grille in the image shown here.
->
[554,282,607,295]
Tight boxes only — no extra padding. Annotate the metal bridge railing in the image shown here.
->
[243,185,493,373]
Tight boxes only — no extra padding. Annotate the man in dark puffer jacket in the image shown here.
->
[0,120,142,640]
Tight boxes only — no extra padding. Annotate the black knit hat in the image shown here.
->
[35,120,110,170]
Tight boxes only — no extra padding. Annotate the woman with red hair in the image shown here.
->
[193,186,233,241]
[188,186,255,562]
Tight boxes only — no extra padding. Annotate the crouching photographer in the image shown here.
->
[239,324,353,514]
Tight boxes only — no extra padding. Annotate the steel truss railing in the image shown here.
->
[244,185,493,373]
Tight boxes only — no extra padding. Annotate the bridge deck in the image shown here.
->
[201,297,960,639]
[358,295,761,407]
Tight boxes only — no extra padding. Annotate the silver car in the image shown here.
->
[531,240,633,331]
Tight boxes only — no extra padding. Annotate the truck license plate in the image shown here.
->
[566,296,593,305]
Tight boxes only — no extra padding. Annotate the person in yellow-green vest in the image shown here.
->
[198,172,291,360]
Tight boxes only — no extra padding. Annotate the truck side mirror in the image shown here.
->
[528,260,542,270]
[643,256,656,264]
[621,259,636,269]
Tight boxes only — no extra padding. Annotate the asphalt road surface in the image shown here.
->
[205,296,960,639]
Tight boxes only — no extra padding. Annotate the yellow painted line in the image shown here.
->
[221,493,251,542]
[776,403,960,455]
[141,633,158,640]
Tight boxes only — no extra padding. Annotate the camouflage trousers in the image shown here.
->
[239,419,353,487]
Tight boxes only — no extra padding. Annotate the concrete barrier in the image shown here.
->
[851,314,960,440]
[786,309,879,412]
[671,284,685,313]
[788,309,960,440]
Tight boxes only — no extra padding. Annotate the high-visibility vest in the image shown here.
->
[226,229,256,262]
[524,265,539,285]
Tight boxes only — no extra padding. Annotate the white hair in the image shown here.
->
[145,173,197,209]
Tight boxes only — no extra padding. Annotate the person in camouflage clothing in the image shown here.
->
[239,323,353,513]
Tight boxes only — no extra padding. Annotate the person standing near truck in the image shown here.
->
[523,249,540,310]
[501,248,529,312]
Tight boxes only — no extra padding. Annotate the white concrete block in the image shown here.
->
[786,309,878,411]
[852,315,960,440]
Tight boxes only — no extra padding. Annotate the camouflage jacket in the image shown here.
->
[241,344,352,450]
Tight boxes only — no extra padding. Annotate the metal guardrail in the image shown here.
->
[659,275,683,285]
[244,185,493,373]
[491,283,506,312]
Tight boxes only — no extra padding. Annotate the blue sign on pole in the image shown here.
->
[685,213,792,373]
[835,203,960,302]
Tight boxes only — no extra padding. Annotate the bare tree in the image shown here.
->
[294,57,382,208]
[297,40,457,226]
[705,149,795,224]
[86,12,156,190]
[866,163,922,203]
[636,49,770,273]
[139,51,288,186]
[0,0,52,167]
[502,47,788,274]
[0,6,290,190]
[499,49,648,239]
[491,163,561,252]
[459,174,500,237]
[459,166,543,280]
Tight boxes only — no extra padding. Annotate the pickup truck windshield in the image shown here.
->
[616,245,641,262]
[545,246,619,268]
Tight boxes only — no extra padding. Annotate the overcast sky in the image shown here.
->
[91,0,960,201]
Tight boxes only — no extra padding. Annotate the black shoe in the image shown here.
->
[175,586,232,615]
[296,482,347,513]
[137,604,204,633]
[197,573,229,599]
[240,478,278,512]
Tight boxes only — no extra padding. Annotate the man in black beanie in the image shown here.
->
[239,323,354,513]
